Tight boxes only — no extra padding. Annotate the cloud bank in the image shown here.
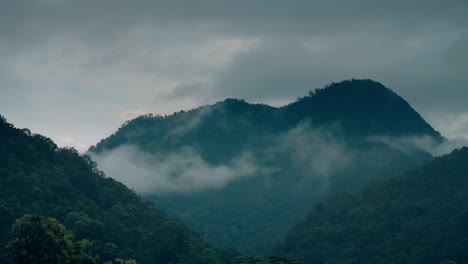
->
[1,0,467,150]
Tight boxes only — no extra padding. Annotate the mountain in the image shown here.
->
[89,79,441,254]
[285,80,440,138]
[91,79,441,161]
[0,115,237,264]
[278,147,468,264]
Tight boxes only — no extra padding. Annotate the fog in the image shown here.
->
[91,145,259,194]
[91,121,359,194]
[90,109,466,194]
[268,122,353,177]
[369,135,468,156]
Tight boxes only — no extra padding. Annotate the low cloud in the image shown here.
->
[368,135,468,156]
[271,122,353,177]
[168,106,212,137]
[426,111,468,141]
[91,145,259,194]
[90,121,358,194]
[91,118,467,194]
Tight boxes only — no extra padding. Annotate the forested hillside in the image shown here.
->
[90,79,441,254]
[279,147,468,264]
[0,115,234,263]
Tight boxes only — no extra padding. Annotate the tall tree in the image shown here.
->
[7,214,96,264]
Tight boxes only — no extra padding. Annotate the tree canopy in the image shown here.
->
[7,214,96,264]
[278,147,468,264]
[0,115,231,263]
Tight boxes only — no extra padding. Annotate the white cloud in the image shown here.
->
[427,112,468,140]
[91,145,260,194]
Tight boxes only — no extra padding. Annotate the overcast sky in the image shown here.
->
[1,0,467,151]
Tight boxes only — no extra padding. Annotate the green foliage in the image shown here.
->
[103,258,138,264]
[0,116,227,263]
[69,239,98,264]
[278,147,468,264]
[7,214,96,264]
[232,256,303,264]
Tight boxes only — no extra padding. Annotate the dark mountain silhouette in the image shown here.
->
[89,79,442,254]
[91,79,441,162]
[278,147,468,264]
[285,79,440,138]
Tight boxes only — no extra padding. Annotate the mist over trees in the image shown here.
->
[278,147,468,264]
[2,79,467,263]
[90,79,441,254]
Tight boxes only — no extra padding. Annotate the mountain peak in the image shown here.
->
[286,79,441,139]
[308,79,401,107]
[313,79,389,94]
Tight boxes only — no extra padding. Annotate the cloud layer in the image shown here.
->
[1,0,467,150]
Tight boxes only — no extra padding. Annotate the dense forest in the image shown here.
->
[0,115,239,263]
[278,147,468,264]
[3,79,465,263]
[90,79,441,253]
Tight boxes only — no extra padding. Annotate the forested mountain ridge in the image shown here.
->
[278,147,468,264]
[89,79,442,254]
[0,115,236,263]
[91,79,441,159]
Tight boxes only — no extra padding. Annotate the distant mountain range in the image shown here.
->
[90,79,442,254]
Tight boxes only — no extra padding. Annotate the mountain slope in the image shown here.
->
[89,79,441,254]
[0,115,233,264]
[279,147,468,264]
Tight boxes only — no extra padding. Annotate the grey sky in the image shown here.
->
[1,0,467,151]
